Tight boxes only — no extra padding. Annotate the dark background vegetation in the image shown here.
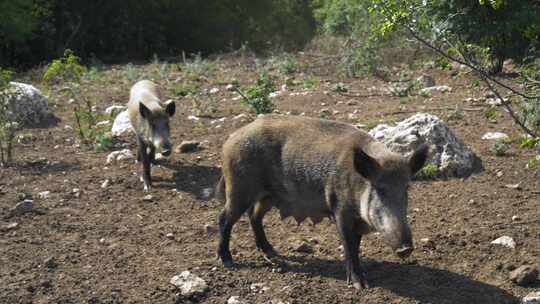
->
[0,0,317,67]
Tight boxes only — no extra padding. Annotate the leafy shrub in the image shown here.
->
[43,50,86,83]
[44,50,111,150]
[278,55,299,75]
[238,73,276,115]
[0,68,17,165]
[491,139,511,156]
[415,163,439,180]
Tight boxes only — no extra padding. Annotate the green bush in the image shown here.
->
[415,163,439,180]
[0,68,17,165]
[491,139,511,156]
[239,73,276,115]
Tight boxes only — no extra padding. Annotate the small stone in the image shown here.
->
[44,257,57,269]
[9,200,34,217]
[509,265,538,286]
[226,84,235,91]
[496,171,503,177]
[101,179,110,189]
[209,87,220,94]
[512,215,521,221]
[227,296,244,304]
[99,238,106,244]
[250,282,269,293]
[38,191,51,199]
[204,224,217,234]
[143,194,153,202]
[295,242,314,254]
[522,291,540,304]
[166,233,174,240]
[491,236,516,249]
[505,183,522,190]
[176,140,200,153]
[106,149,134,164]
[481,132,509,140]
[170,271,208,296]
[111,110,132,136]
[0,222,19,231]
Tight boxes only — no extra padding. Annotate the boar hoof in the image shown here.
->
[222,260,234,268]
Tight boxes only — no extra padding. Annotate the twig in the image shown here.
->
[406,27,540,100]
[405,27,539,137]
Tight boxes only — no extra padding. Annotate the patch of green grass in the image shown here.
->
[491,139,511,156]
[278,55,299,75]
[171,82,200,97]
[415,163,439,180]
[484,108,498,123]
[303,76,319,89]
[238,72,276,115]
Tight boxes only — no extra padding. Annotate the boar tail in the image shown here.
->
[214,175,226,202]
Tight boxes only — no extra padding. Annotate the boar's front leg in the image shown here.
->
[336,211,369,289]
[137,136,152,192]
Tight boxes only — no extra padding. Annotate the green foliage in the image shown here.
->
[0,0,35,42]
[44,50,110,150]
[171,82,200,97]
[278,55,299,75]
[2,1,316,67]
[0,68,17,165]
[43,50,87,83]
[519,136,540,149]
[484,108,498,123]
[333,82,349,93]
[239,73,276,115]
[415,163,439,180]
[303,76,319,89]
[491,139,511,156]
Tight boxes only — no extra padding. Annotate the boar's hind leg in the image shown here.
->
[217,187,255,267]
[137,137,152,192]
[336,213,369,289]
[249,198,277,257]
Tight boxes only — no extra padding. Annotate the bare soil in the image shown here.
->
[1,54,539,304]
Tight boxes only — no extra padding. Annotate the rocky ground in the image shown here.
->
[0,53,539,304]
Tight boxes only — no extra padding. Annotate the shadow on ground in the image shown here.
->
[169,162,222,200]
[237,255,519,304]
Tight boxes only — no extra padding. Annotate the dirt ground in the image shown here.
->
[1,53,539,304]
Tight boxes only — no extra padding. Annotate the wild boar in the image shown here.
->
[215,115,428,289]
[127,80,175,192]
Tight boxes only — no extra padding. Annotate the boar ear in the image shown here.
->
[164,99,176,117]
[139,103,151,119]
[409,144,429,175]
[353,147,380,181]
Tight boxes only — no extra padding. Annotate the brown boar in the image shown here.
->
[216,115,428,289]
[127,80,175,192]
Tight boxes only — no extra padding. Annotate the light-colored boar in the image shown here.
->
[216,115,428,289]
[127,80,175,192]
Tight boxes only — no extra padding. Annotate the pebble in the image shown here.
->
[491,236,516,249]
[227,296,244,304]
[522,291,540,304]
[512,215,521,221]
[166,233,174,240]
[0,222,19,231]
[101,179,110,189]
[143,195,153,202]
[38,191,51,199]
[250,282,269,293]
[9,200,34,217]
[170,271,208,296]
[510,265,538,286]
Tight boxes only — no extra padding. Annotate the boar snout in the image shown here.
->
[161,142,172,156]
[395,245,414,259]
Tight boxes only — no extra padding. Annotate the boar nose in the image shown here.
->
[395,246,413,259]
[161,143,172,156]
[161,148,171,156]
